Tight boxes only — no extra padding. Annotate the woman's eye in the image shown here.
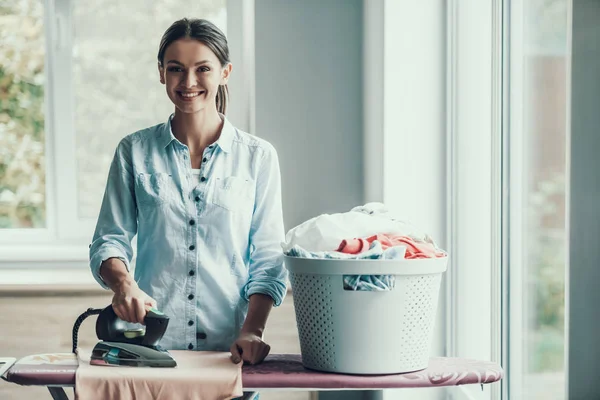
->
[167,67,182,72]
[198,67,210,72]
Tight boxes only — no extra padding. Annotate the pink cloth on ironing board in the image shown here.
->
[75,349,243,400]
[337,234,445,259]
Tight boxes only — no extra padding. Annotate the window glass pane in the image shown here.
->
[0,0,46,228]
[515,0,568,398]
[73,1,227,218]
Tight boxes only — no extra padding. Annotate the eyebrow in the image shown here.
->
[166,60,212,66]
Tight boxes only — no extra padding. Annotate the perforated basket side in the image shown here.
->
[289,269,444,374]
[397,274,443,368]
[289,272,337,371]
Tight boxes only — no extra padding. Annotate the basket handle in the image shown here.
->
[343,275,395,291]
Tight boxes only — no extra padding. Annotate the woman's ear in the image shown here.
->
[220,63,232,85]
[158,63,165,84]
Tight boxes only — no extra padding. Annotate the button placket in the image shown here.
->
[187,191,197,348]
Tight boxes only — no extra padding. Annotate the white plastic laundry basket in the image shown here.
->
[285,255,448,375]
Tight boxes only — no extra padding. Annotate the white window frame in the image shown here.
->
[369,2,506,399]
[0,0,252,270]
[446,1,504,400]
[451,1,573,400]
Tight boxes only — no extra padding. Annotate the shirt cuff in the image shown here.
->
[243,279,288,307]
[89,245,130,290]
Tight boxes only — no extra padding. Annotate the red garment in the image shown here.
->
[337,233,445,259]
[336,238,370,254]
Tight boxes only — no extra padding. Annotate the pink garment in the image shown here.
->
[75,349,243,400]
[337,233,445,259]
[335,237,369,253]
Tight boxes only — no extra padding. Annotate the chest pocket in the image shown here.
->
[210,176,255,213]
[135,173,174,206]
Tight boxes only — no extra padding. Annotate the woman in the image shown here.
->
[89,18,287,370]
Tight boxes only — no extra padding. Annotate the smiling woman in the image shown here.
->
[157,18,232,117]
[89,20,288,390]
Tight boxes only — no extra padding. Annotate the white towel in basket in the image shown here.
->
[282,203,431,253]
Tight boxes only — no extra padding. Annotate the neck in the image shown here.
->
[171,108,223,153]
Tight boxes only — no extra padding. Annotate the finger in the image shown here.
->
[113,292,130,322]
[240,343,253,364]
[131,297,146,324]
[249,342,263,365]
[113,303,126,322]
[259,344,271,363]
[252,342,269,365]
[133,299,146,324]
[121,304,134,323]
[113,299,130,322]
[230,343,242,364]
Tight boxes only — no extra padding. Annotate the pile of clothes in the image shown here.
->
[282,203,446,291]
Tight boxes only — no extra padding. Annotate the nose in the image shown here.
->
[183,70,197,88]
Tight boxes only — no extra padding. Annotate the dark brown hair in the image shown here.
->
[158,18,230,114]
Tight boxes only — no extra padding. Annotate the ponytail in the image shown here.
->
[216,84,229,114]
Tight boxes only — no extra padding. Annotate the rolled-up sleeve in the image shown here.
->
[89,138,137,289]
[242,143,288,306]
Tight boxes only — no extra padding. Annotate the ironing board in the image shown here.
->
[1,353,503,400]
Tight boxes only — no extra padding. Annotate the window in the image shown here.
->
[72,0,226,219]
[507,0,568,398]
[0,0,228,250]
[449,1,569,399]
[0,0,46,229]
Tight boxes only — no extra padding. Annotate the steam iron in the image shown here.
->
[72,305,177,368]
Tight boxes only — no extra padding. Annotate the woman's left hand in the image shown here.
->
[230,332,271,365]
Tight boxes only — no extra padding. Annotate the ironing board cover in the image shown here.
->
[3,353,503,389]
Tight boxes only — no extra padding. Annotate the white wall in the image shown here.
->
[254,1,448,399]
[254,0,365,231]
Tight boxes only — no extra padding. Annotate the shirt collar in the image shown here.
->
[158,113,234,154]
[215,114,234,154]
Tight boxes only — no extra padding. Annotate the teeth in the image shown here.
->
[181,92,201,98]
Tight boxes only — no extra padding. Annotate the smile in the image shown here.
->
[178,91,205,100]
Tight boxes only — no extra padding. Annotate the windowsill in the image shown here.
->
[0,269,294,297]
[0,268,99,287]
[0,244,89,262]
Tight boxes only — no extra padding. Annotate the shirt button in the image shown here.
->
[188,343,194,350]
[189,270,195,276]
[197,332,207,340]
[202,158,207,163]
[208,145,213,149]
[189,245,195,250]
[189,220,195,226]
[194,196,200,202]
[200,177,206,182]
[188,294,194,300]
[188,320,194,326]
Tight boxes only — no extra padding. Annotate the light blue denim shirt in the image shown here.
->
[89,114,288,351]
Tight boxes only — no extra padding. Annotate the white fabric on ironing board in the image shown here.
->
[75,349,243,400]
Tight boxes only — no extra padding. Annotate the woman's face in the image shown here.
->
[159,38,231,114]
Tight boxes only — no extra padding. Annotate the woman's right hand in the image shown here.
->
[111,281,157,324]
